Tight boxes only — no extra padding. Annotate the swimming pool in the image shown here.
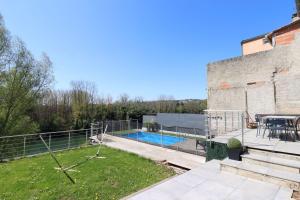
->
[121,131,186,146]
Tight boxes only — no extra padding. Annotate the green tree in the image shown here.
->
[0,15,53,135]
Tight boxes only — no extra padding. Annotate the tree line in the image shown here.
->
[33,87,207,132]
[0,14,206,136]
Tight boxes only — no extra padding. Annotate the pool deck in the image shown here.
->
[102,135,206,169]
[124,160,292,200]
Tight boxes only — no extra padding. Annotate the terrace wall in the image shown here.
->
[207,33,300,119]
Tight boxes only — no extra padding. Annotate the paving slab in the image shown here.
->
[125,160,292,200]
[221,158,300,183]
[178,180,235,200]
[242,153,300,168]
[102,135,206,169]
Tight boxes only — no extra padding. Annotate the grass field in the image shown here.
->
[0,146,175,200]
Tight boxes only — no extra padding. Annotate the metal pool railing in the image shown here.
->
[204,110,246,146]
[103,120,207,156]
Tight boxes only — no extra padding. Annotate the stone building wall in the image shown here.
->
[207,33,300,120]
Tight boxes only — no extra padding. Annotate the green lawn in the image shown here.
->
[110,129,137,135]
[0,146,175,200]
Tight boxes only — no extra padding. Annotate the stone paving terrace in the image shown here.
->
[125,160,292,200]
[212,128,300,155]
[102,135,206,169]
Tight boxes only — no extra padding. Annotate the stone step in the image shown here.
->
[247,148,300,162]
[220,158,300,191]
[242,153,300,173]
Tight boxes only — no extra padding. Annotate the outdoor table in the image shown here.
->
[261,115,300,140]
[262,116,299,120]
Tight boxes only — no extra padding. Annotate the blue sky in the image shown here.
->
[0,0,295,100]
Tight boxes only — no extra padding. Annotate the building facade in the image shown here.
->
[207,9,300,122]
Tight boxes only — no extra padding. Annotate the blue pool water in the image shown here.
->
[121,132,186,146]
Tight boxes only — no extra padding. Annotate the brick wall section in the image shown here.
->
[207,33,300,118]
[241,22,300,55]
[242,38,273,55]
[275,22,300,46]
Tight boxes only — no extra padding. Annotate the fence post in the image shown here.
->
[86,130,88,146]
[224,112,227,133]
[136,119,139,130]
[241,113,245,147]
[68,131,71,149]
[216,112,219,135]
[49,134,51,149]
[23,136,26,157]
[232,112,234,131]
[209,113,212,147]
[160,124,163,147]
[91,123,93,138]
[176,126,179,151]
[112,121,114,135]
[238,112,240,129]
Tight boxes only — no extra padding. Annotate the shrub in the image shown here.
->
[227,138,242,149]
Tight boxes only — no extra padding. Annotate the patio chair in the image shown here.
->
[255,114,264,137]
[285,120,297,141]
[196,139,206,151]
[296,117,300,137]
[267,119,287,141]
[286,117,300,141]
[262,118,272,138]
